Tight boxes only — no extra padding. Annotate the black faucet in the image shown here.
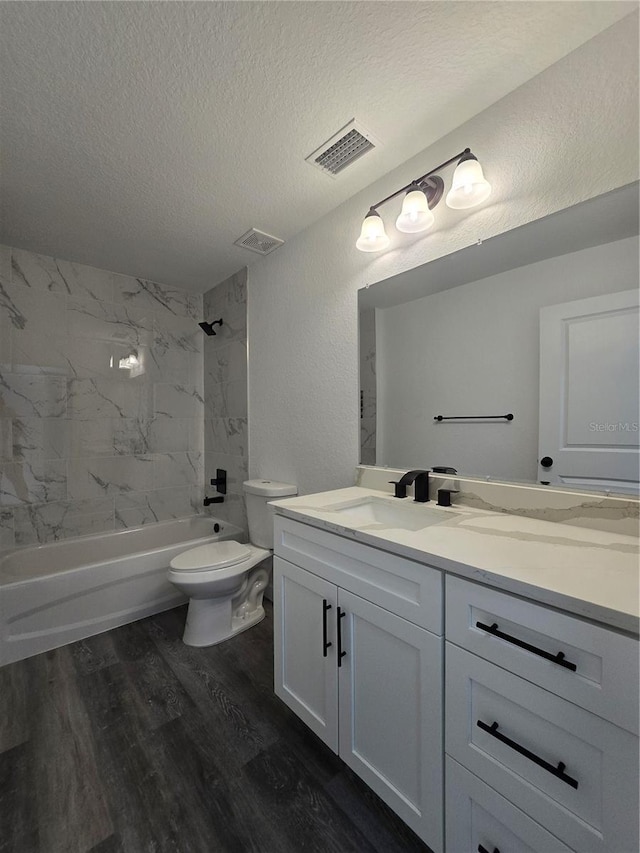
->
[203,495,224,506]
[389,470,431,502]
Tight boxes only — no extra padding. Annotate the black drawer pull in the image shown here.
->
[322,600,332,657]
[337,607,347,667]
[477,720,578,789]
[478,846,500,853]
[476,621,577,672]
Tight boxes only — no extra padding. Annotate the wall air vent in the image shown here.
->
[306,119,379,178]
[234,228,285,256]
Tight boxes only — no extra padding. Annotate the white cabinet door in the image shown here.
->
[538,289,640,493]
[273,557,339,751]
[338,588,443,853]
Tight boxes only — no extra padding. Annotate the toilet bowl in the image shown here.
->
[168,479,296,646]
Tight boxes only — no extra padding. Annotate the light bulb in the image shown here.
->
[356,209,390,252]
[395,186,435,233]
[445,154,491,210]
[118,351,140,370]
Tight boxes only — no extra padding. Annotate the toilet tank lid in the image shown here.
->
[243,479,297,497]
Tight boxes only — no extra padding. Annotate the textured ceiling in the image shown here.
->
[0,1,636,293]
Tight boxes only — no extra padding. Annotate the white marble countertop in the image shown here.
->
[272,487,640,635]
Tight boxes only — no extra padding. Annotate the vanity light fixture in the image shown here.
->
[356,148,491,252]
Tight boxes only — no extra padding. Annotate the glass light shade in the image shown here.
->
[445,157,491,209]
[356,210,390,252]
[395,188,435,233]
[118,351,139,370]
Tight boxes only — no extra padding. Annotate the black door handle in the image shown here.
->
[478,845,500,853]
[477,720,578,789]
[322,600,332,657]
[475,621,577,671]
[540,456,553,468]
[337,607,347,667]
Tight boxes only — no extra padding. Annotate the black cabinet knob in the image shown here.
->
[540,456,554,468]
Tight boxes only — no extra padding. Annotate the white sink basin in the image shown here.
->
[320,496,456,532]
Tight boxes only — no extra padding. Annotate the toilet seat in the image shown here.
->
[170,540,252,573]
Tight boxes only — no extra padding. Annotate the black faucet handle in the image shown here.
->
[389,480,408,499]
[437,488,459,507]
[210,468,227,495]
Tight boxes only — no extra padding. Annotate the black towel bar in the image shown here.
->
[434,413,513,421]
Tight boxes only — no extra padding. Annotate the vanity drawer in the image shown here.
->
[446,643,639,853]
[446,757,574,853]
[446,575,639,734]
[274,516,442,634]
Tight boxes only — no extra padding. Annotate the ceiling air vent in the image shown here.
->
[306,120,379,178]
[234,228,285,256]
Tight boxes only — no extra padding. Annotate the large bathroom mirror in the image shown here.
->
[359,182,640,495]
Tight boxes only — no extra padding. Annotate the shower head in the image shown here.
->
[199,319,223,336]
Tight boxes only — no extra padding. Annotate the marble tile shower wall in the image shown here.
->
[0,245,205,547]
[202,269,248,531]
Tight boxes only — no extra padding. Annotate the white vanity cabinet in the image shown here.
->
[273,516,444,853]
[445,575,640,853]
[272,509,639,853]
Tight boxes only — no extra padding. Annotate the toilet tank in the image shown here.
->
[243,479,297,548]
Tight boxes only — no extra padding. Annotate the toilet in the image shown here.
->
[168,479,297,646]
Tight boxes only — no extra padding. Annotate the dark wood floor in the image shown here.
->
[0,602,430,853]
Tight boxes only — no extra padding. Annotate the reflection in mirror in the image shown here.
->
[359,183,640,495]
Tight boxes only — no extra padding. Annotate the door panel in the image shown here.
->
[337,588,443,853]
[539,289,639,493]
[273,557,338,751]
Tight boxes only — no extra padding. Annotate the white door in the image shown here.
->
[273,557,339,751]
[337,588,443,853]
[538,289,640,493]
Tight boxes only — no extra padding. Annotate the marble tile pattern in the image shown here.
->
[0,245,205,547]
[202,268,248,529]
[356,466,640,537]
[274,486,640,634]
[359,308,376,466]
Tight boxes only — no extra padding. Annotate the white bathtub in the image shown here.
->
[0,515,242,666]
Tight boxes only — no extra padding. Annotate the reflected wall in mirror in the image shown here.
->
[359,183,640,495]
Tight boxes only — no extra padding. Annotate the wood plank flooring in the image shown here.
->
[0,602,431,853]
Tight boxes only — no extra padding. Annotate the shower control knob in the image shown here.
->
[540,456,554,468]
